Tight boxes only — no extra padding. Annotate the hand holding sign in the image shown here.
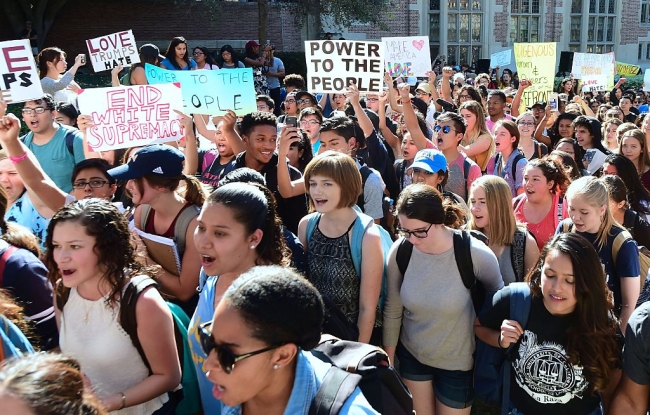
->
[345,82,361,105]
[397,83,410,100]
[77,114,94,133]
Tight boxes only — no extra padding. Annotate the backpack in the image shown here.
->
[494,151,526,189]
[56,276,201,415]
[0,241,18,286]
[305,211,393,311]
[511,228,527,282]
[473,282,532,414]
[462,158,472,200]
[395,229,489,313]
[139,204,200,259]
[308,335,414,415]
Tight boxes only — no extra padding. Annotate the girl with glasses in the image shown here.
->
[517,112,548,161]
[193,46,219,70]
[201,266,378,414]
[217,45,244,70]
[188,182,290,414]
[384,183,503,415]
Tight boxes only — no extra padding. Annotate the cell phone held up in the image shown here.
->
[285,116,298,128]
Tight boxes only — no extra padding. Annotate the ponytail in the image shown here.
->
[253,184,291,267]
[182,174,207,206]
[442,198,467,229]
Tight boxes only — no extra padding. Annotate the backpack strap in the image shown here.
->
[452,230,476,290]
[396,238,414,276]
[120,275,159,374]
[305,212,322,245]
[309,367,363,415]
[64,130,76,156]
[0,241,17,288]
[510,228,527,282]
[463,158,471,197]
[511,152,525,188]
[139,205,152,231]
[623,209,637,233]
[611,230,633,267]
[350,213,374,279]
[561,219,573,234]
[357,166,373,213]
[173,205,200,258]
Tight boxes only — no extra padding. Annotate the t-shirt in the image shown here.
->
[265,57,284,89]
[495,151,528,198]
[360,165,384,220]
[21,124,85,193]
[199,154,229,188]
[479,287,613,415]
[514,192,567,251]
[220,62,245,69]
[160,58,197,70]
[444,153,481,200]
[622,302,650,385]
[486,114,514,134]
[555,220,640,311]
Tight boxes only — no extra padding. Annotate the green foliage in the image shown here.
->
[280,0,393,31]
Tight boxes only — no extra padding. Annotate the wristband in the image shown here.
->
[118,392,126,410]
[497,335,505,349]
[9,152,28,164]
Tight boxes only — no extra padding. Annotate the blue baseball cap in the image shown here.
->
[107,144,185,180]
[407,149,448,174]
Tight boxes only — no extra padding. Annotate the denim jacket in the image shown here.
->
[220,350,378,415]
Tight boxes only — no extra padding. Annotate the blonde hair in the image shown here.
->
[467,176,518,246]
[459,100,494,171]
[565,176,623,249]
[618,128,650,175]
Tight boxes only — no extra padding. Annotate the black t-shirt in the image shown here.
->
[479,287,603,415]
[199,150,229,188]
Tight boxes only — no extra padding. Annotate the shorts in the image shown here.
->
[396,342,474,409]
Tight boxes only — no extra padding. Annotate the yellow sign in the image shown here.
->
[514,43,557,108]
[616,61,641,77]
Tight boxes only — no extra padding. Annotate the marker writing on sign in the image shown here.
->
[87,31,137,70]
[1,45,34,90]
[309,41,383,92]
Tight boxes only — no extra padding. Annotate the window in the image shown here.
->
[640,42,650,60]
[586,0,616,51]
[510,16,540,43]
[570,17,581,42]
[443,0,483,66]
[642,0,650,25]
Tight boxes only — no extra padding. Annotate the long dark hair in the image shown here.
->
[218,45,240,67]
[396,183,466,229]
[193,46,217,67]
[548,112,578,147]
[603,154,650,215]
[37,47,65,79]
[44,199,148,308]
[526,233,619,394]
[163,36,190,69]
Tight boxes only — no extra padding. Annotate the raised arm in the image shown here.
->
[377,91,400,151]
[76,115,106,160]
[511,79,532,118]
[111,64,124,87]
[427,70,442,112]
[175,111,198,175]
[397,83,429,150]
[573,95,595,117]
[347,83,374,138]
[440,67,453,102]
[384,72,403,114]
[277,125,307,198]
[533,105,552,147]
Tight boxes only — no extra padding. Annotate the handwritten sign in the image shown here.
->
[86,30,140,72]
[382,36,431,77]
[145,64,256,116]
[514,42,556,107]
[0,40,43,104]
[490,49,512,68]
[78,83,183,151]
[571,53,613,92]
[305,40,384,93]
[616,61,642,77]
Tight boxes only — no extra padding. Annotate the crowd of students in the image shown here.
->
[0,35,649,415]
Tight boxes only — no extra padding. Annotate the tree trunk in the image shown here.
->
[1,0,71,50]
[258,0,268,45]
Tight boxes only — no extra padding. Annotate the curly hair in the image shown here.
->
[525,233,620,394]
[525,156,571,195]
[207,183,290,267]
[0,352,107,415]
[44,199,148,308]
[222,266,324,351]
[239,111,277,137]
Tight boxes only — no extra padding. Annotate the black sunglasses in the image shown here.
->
[199,322,280,374]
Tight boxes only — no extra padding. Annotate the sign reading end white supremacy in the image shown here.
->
[305,40,384,93]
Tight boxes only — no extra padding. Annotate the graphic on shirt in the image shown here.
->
[514,330,588,404]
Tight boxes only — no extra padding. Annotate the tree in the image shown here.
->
[2,0,72,50]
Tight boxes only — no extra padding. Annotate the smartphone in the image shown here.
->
[80,54,86,65]
[285,116,298,128]
[549,93,558,111]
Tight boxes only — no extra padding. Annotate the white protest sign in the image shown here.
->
[86,30,140,72]
[0,40,43,104]
[382,36,431,78]
[78,83,183,151]
[644,70,650,92]
[571,53,614,93]
[581,76,610,92]
[305,40,384,93]
[490,49,512,67]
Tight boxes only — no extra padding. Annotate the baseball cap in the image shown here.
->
[415,83,432,95]
[139,44,165,61]
[107,144,185,181]
[295,91,317,103]
[407,149,448,174]
[528,101,546,110]
[245,40,261,49]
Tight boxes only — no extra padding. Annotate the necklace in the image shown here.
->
[81,298,98,323]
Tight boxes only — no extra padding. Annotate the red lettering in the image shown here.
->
[86,39,100,54]
[118,31,132,47]
[2,46,31,72]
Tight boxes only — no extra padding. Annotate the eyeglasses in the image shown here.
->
[415,91,429,97]
[433,125,460,134]
[199,322,280,374]
[21,107,48,115]
[73,180,108,189]
[459,94,471,100]
[635,101,644,104]
[297,99,313,105]
[396,223,433,239]
[300,120,321,126]
[193,52,204,56]
[366,98,379,102]
[284,99,296,104]
[257,105,270,110]
[518,122,535,127]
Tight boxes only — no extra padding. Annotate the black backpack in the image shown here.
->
[494,151,526,188]
[396,229,489,313]
[309,335,414,415]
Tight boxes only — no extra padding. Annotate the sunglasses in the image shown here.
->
[199,322,281,374]
[433,125,459,134]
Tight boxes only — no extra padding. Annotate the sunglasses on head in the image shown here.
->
[199,322,281,374]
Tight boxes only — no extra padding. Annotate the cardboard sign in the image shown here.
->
[86,30,140,72]
[514,42,556,107]
[78,83,183,151]
[571,53,614,92]
[305,40,384,93]
[0,40,44,104]
[490,49,512,68]
[145,64,256,116]
[616,61,642,77]
[382,36,431,77]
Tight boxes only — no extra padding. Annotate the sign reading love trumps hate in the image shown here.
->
[86,30,140,72]
[305,40,384,93]
[382,36,431,77]
[0,40,43,104]
[78,83,183,151]
[145,64,256,116]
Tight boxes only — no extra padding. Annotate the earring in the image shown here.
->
[250,245,256,250]
[273,364,280,370]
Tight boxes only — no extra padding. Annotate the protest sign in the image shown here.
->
[616,61,641,77]
[644,70,650,92]
[382,36,431,77]
[490,49,512,68]
[78,83,183,151]
[514,42,556,107]
[0,40,44,104]
[146,64,256,116]
[86,30,139,72]
[571,53,614,92]
[305,40,384,93]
